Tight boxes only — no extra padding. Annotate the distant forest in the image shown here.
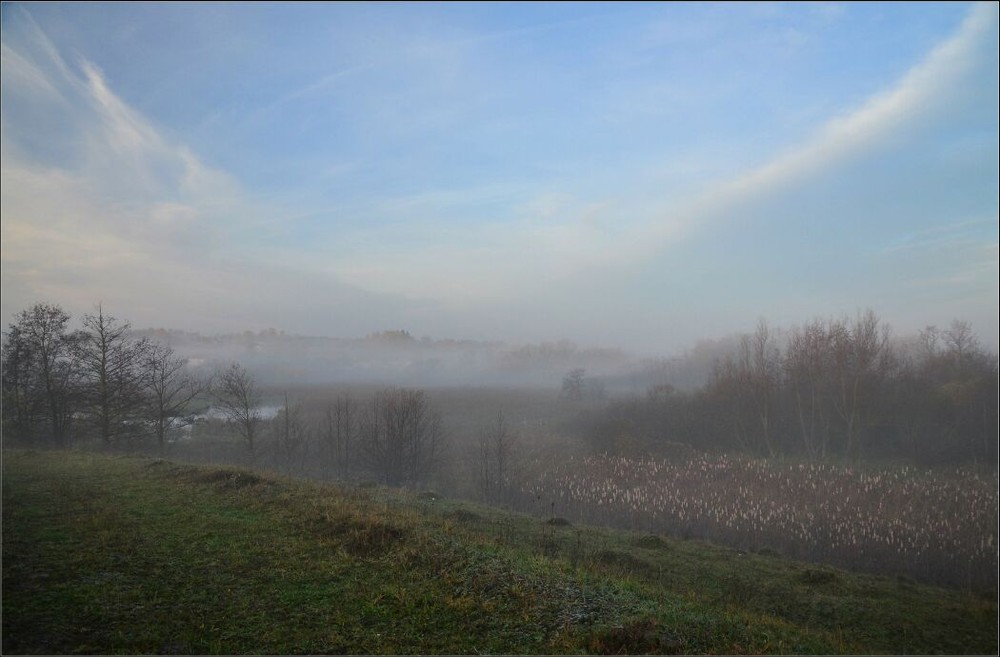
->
[578,311,997,466]
[2,302,996,468]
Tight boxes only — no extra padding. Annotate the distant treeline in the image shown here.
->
[578,310,997,466]
[129,326,634,388]
[0,303,449,488]
[4,302,996,468]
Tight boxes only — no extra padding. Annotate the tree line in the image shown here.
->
[581,310,997,466]
[1,302,449,487]
[210,380,447,488]
[5,302,994,477]
[2,303,211,453]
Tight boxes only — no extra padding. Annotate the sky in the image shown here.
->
[2,2,998,356]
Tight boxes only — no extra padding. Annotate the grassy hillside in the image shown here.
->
[2,450,996,655]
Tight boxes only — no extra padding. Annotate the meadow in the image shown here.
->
[3,449,997,655]
[153,382,998,593]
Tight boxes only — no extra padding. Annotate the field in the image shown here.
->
[517,453,999,591]
[3,449,997,655]
[130,381,998,593]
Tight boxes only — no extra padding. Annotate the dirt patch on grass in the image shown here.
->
[311,515,408,558]
[544,517,572,527]
[149,462,202,479]
[342,519,407,557]
[592,549,649,573]
[587,618,683,655]
[632,534,669,550]
[799,568,839,585]
[444,510,482,523]
[193,469,266,490]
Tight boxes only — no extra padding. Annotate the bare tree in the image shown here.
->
[785,319,835,460]
[215,362,262,460]
[562,368,586,401]
[476,409,519,505]
[360,387,444,486]
[831,310,892,461]
[145,342,211,455]
[718,320,782,458]
[324,394,356,479]
[918,325,941,360]
[273,392,309,476]
[743,319,780,457]
[74,305,153,448]
[1,303,76,445]
[709,355,753,454]
[943,320,980,373]
[2,323,42,444]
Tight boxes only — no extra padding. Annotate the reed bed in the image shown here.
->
[518,453,997,589]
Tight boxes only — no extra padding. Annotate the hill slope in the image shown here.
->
[2,450,996,654]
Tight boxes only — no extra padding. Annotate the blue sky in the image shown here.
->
[2,2,997,354]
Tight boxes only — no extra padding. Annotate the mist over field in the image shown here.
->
[127,326,725,390]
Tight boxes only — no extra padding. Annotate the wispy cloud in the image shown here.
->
[877,214,999,294]
[237,64,371,134]
[1,3,995,351]
[881,217,998,255]
[1,11,404,334]
[0,41,64,102]
[322,2,997,310]
[716,2,997,203]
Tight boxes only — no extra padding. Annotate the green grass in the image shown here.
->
[2,450,996,654]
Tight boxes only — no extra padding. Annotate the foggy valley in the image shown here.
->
[3,302,996,588]
[3,300,997,652]
[2,2,998,655]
